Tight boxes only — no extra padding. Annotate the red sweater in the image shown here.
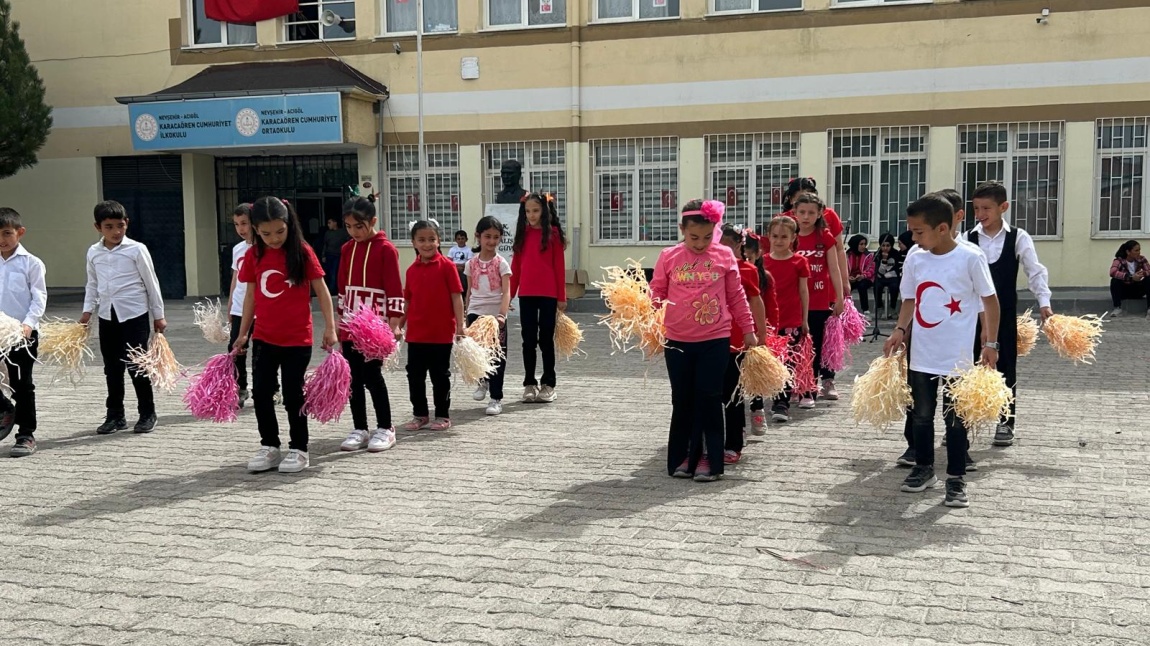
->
[337,231,404,342]
[510,226,566,302]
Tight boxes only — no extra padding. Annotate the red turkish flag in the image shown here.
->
[205,0,300,23]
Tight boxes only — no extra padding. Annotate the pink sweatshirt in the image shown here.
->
[650,243,755,343]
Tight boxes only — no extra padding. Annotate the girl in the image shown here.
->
[226,203,253,407]
[337,197,404,453]
[401,219,465,431]
[651,200,756,483]
[874,232,902,320]
[846,234,875,313]
[234,196,337,474]
[762,216,811,423]
[466,216,512,416]
[510,192,567,404]
[719,225,768,465]
[794,193,844,406]
[780,177,849,312]
[1108,240,1150,318]
[742,232,779,435]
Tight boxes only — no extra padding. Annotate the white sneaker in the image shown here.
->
[486,399,503,416]
[277,449,309,473]
[523,385,538,403]
[247,446,282,472]
[367,427,396,452]
[798,396,816,410]
[1110,308,1124,318]
[340,429,369,451]
[472,381,488,401]
[537,386,557,403]
[819,379,839,401]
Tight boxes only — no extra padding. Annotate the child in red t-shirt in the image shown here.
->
[510,192,567,404]
[718,225,768,465]
[234,197,337,475]
[400,220,466,431]
[762,216,811,423]
[793,193,844,407]
[743,232,778,434]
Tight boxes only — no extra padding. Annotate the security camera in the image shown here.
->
[1037,8,1049,24]
[393,42,402,55]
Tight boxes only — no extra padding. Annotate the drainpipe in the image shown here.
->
[377,97,386,222]
[569,2,583,283]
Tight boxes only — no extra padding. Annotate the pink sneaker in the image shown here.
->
[693,456,719,482]
[751,413,766,436]
[400,417,429,431]
[672,459,692,478]
[723,450,741,465]
[428,417,452,431]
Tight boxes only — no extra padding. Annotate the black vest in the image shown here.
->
[968,227,1019,352]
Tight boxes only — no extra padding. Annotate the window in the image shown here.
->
[483,141,567,223]
[487,0,566,28]
[385,145,461,241]
[188,0,255,46]
[596,0,679,21]
[591,138,679,244]
[382,0,458,34]
[829,126,928,239]
[711,0,802,14]
[957,122,1063,238]
[1096,118,1149,235]
[832,0,930,7]
[705,132,799,234]
[285,0,356,41]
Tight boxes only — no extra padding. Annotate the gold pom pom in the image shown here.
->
[38,318,94,385]
[1016,308,1039,357]
[193,298,231,345]
[126,333,184,393]
[1043,314,1104,364]
[737,345,792,401]
[593,259,667,359]
[944,364,1014,434]
[453,336,497,385]
[554,312,585,359]
[464,315,504,359]
[850,351,913,431]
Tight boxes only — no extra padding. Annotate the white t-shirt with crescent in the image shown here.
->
[230,241,253,316]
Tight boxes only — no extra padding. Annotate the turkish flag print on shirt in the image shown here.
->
[205,0,299,23]
[238,245,324,347]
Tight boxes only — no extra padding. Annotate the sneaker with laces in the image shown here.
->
[965,451,978,472]
[992,424,1015,447]
[273,391,284,406]
[96,411,128,435]
[798,396,816,410]
[247,446,282,472]
[693,457,720,482]
[896,447,916,467]
[10,436,36,457]
[723,450,741,465]
[750,413,766,436]
[340,429,370,451]
[819,379,839,401]
[900,465,937,493]
[0,409,14,442]
[536,386,557,403]
[485,399,503,416]
[522,385,538,403]
[400,417,430,431]
[278,449,309,473]
[672,459,693,478]
[472,381,488,401]
[428,417,452,431]
[367,427,396,452]
[133,413,157,434]
[944,477,970,507]
[771,409,790,423]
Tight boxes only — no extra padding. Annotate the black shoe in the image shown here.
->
[896,447,916,467]
[97,414,128,435]
[133,413,157,434]
[10,436,36,457]
[900,465,937,493]
[965,451,978,472]
[0,409,14,442]
[944,477,969,508]
[940,435,947,447]
[992,424,1015,447]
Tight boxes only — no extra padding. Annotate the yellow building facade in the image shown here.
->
[3,0,1149,296]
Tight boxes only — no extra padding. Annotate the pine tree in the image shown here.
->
[0,0,52,180]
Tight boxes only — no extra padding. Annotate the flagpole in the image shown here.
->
[416,0,428,223]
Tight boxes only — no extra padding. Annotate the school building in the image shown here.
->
[2,0,1149,298]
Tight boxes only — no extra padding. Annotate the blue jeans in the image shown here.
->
[908,369,968,477]
[664,337,728,476]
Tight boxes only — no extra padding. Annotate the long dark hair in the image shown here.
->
[342,197,376,224]
[847,234,868,257]
[782,177,819,212]
[475,215,504,240]
[1116,239,1141,259]
[513,192,566,254]
[792,193,827,235]
[876,232,897,259]
[743,234,772,291]
[250,196,307,286]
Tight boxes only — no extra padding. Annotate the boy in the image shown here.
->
[448,230,473,293]
[0,208,47,457]
[227,203,254,407]
[885,195,999,508]
[968,181,1052,447]
[80,201,166,435]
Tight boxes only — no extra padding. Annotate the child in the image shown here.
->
[448,230,474,294]
[400,219,465,431]
[762,216,810,423]
[234,197,337,474]
[0,208,46,457]
[846,234,874,313]
[336,197,404,453]
[718,225,768,464]
[80,200,166,435]
[968,181,1052,448]
[1108,240,1149,317]
[510,192,567,404]
[466,217,512,416]
[780,177,850,319]
[651,200,756,482]
[743,232,779,435]
[793,194,844,405]
[885,194,999,508]
[227,203,254,407]
[873,233,902,320]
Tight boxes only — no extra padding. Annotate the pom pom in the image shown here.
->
[850,351,912,430]
[737,345,792,401]
[38,318,93,385]
[192,298,231,345]
[821,315,851,372]
[1016,308,1039,357]
[554,312,585,360]
[0,313,29,361]
[453,336,497,385]
[302,349,351,424]
[791,334,817,395]
[183,351,239,423]
[343,305,398,362]
[126,333,184,393]
[841,300,868,345]
[762,331,791,363]
[700,200,725,224]
[1043,314,1104,364]
[592,259,667,359]
[464,315,504,359]
[944,364,1014,434]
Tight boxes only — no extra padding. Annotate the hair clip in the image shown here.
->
[280,198,290,206]
[700,200,725,224]
[545,193,555,204]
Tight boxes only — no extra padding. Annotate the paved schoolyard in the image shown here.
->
[0,302,1146,645]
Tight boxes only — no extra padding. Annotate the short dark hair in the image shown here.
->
[972,181,1008,205]
[933,189,963,213]
[94,200,127,224]
[454,230,468,239]
[0,208,23,230]
[233,203,251,218]
[906,195,954,229]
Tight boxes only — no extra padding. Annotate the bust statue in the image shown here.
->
[495,159,527,204]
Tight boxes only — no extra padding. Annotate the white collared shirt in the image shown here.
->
[83,236,165,321]
[0,244,47,329]
[970,221,1052,308]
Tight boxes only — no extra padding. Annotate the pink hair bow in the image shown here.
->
[700,200,725,224]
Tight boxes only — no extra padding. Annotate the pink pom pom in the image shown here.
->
[763,332,791,363]
[302,349,352,424]
[841,300,868,345]
[821,315,851,372]
[791,334,818,395]
[701,200,725,224]
[183,352,239,423]
[343,305,398,361]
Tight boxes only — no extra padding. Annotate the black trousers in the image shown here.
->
[722,352,745,454]
[99,309,154,417]
[343,341,391,430]
[1110,278,1149,308]
[406,342,452,418]
[664,337,728,477]
[851,278,874,312]
[908,370,967,477]
[229,315,250,391]
[0,332,38,437]
[252,341,311,451]
[519,296,557,388]
[808,309,835,393]
[874,277,900,311]
[466,313,507,401]
[772,327,803,413]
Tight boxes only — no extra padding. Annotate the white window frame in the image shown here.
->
[483,0,567,31]
[283,0,357,43]
[186,0,257,48]
[828,126,930,240]
[704,132,800,234]
[592,0,681,23]
[956,121,1064,240]
[384,144,462,243]
[709,0,803,16]
[482,140,568,222]
[1094,117,1150,237]
[590,137,680,245]
[379,0,459,36]
[831,0,931,8]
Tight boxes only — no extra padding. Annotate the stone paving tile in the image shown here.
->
[0,302,1147,645]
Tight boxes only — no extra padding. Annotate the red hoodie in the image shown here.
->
[337,231,404,341]
[510,226,566,302]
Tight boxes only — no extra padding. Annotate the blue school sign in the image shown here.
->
[128,92,343,150]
